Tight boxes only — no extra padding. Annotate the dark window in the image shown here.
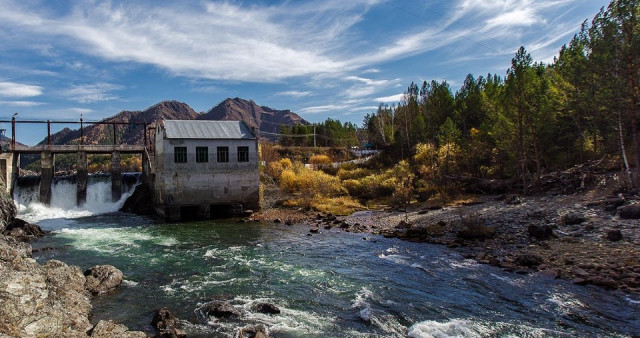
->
[237,146,249,162]
[174,147,187,163]
[196,147,208,163]
[217,146,229,163]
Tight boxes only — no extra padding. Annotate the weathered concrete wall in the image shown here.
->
[111,151,121,202]
[153,134,260,212]
[77,152,88,206]
[39,151,53,205]
[0,153,18,195]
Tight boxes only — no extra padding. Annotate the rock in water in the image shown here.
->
[238,324,269,338]
[255,302,281,315]
[619,204,640,219]
[198,300,241,319]
[84,265,124,295]
[4,218,45,241]
[151,307,185,338]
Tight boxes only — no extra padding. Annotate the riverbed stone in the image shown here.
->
[605,229,623,242]
[562,212,587,225]
[256,302,281,315]
[90,320,146,337]
[200,300,241,318]
[528,224,553,240]
[619,204,640,219]
[84,265,124,295]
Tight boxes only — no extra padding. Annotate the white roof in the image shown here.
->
[162,120,256,139]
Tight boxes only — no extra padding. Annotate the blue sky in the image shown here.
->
[0,0,609,145]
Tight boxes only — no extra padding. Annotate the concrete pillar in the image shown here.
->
[40,151,54,205]
[111,151,121,202]
[10,153,18,197]
[0,153,15,194]
[76,151,88,206]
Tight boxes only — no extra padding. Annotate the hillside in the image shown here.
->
[199,97,308,137]
[38,98,305,145]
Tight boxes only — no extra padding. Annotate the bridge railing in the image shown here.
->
[0,117,152,151]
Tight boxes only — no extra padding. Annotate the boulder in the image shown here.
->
[527,224,553,240]
[89,320,146,338]
[309,227,319,233]
[605,229,623,242]
[619,204,640,219]
[255,302,281,315]
[199,300,241,319]
[4,218,45,241]
[562,212,586,225]
[590,277,619,290]
[84,265,124,295]
[238,324,270,338]
[151,308,185,338]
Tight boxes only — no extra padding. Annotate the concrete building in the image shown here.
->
[153,120,260,220]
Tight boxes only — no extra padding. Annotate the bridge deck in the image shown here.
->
[10,144,146,154]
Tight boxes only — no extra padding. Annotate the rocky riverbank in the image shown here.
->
[253,184,640,293]
[0,184,146,337]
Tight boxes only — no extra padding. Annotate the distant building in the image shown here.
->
[153,120,259,220]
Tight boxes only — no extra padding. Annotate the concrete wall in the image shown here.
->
[153,126,260,215]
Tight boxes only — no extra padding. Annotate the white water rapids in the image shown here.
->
[14,175,138,226]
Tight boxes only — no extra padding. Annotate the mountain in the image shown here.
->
[199,97,308,137]
[37,98,306,146]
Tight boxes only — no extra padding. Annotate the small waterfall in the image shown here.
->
[14,173,140,223]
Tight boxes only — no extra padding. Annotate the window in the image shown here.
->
[237,146,249,162]
[174,147,187,163]
[217,146,229,163]
[196,147,208,163]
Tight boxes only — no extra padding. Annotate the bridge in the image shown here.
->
[0,117,153,206]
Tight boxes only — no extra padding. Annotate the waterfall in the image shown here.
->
[14,173,140,224]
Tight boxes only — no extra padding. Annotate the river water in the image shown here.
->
[14,179,640,337]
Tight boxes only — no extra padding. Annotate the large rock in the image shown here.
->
[238,324,270,338]
[514,253,543,267]
[89,320,146,338]
[199,300,241,319]
[151,307,185,338]
[84,265,124,295]
[255,302,281,315]
[0,183,16,232]
[3,218,45,242]
[619,204,640,219]
[605,229,623,242]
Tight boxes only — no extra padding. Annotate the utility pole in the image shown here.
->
[313,125,316,148]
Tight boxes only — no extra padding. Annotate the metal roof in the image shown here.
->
[163,120,256,139]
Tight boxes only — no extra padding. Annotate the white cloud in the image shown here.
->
[373,93,404,103]
[60,83,123,103]
[298,104,349,114]
[486,9,541,28]
[0,81,43,97]
[0,100,44,107]
[276,91,313,98]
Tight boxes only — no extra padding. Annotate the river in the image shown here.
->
[14,178,640,337]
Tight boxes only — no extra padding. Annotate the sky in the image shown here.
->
[0,0,610,145]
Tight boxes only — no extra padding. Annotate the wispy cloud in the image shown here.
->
[373,93,404,103]
[276,91,312,98]
[0,100,44,107]
[298,104,350,114]
[0,81,43,97]
[60,83,123,103]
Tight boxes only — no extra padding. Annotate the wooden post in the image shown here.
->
[80,117,83,145]
[113,122,116,145]
[47,120,51,147]
[76,151,88,206]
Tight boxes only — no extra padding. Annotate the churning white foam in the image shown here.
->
[408,319,490,337]
[15,178,137,223]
